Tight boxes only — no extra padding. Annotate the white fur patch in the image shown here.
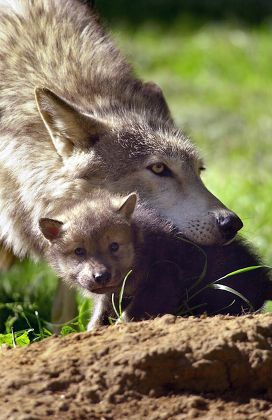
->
[0,0,25,16]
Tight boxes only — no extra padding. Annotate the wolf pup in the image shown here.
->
[39,193,271,329]
[0,0,242,322]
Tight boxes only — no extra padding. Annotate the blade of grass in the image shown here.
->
[262,300,272,313]
[209,299,236,315]
[118,270,132,317]
[11,327,16,348]
[35,310,44,340]
[209,283,253,311]
[176,235,207,291]
[177,301,208,316]
[187,265,269,303]
[111,270,133,322]
[111,293,119,319]
[213,265,272,284]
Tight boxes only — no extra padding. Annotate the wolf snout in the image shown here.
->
[216,212,243,241]
[93,270,112,285]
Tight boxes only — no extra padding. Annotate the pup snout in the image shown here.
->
[217,212,243,240]
[93,270,112,285]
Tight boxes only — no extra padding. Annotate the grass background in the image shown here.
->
[0,6,271,339]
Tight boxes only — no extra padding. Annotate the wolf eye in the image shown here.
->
[148,163,172,177]
[74,247,86,257]
[199,166,206,173]
[109,242,119,252]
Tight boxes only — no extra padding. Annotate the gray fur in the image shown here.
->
[0,0,243,267]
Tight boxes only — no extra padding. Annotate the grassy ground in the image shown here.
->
[0,20,271,341]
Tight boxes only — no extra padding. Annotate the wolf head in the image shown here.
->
[39,193,137,294]
[36,87,242,246]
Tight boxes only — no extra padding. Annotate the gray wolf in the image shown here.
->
[0,0,242,322]
[39,192,271,329]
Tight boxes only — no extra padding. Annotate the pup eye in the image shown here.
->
[109,242,119,252]
[148,163,172,177]
[199,166,206,173]
[74,247,86,257]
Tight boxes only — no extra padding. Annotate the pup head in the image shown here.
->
[39,193,137,294]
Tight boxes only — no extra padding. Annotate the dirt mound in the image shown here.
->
[1,314,272,419]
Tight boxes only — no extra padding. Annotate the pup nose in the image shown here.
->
[217,213,243,240]
[93,270,111,285]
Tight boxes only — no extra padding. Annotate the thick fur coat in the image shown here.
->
[0,0,242,265]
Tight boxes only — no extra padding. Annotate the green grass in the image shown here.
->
[0,20,271,343]
[0,259,92,341]
[110,270,132,324]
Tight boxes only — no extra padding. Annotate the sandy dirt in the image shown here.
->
[1,314,272,419]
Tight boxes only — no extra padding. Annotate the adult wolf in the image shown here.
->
[0,0,242,321]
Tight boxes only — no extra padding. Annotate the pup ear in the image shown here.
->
[117,193,137,220]
[35,87,107,158]
[39,218,64,241]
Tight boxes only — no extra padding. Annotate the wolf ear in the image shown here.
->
[142,81,172,121]
[39,218,64,242]
[35,87,107,158]
[117,193,137,220]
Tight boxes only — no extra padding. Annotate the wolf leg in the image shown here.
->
[0,244,17,271]
[87,295,111,330]
[51,280,77,332]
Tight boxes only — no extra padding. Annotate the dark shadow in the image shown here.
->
[90,0,272,26]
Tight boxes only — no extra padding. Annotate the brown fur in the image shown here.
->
[39,192,138,294]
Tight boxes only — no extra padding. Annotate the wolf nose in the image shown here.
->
[217,213,243,240]
[93,270,111,285]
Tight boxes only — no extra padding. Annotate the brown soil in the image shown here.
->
[1,314,272,419]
